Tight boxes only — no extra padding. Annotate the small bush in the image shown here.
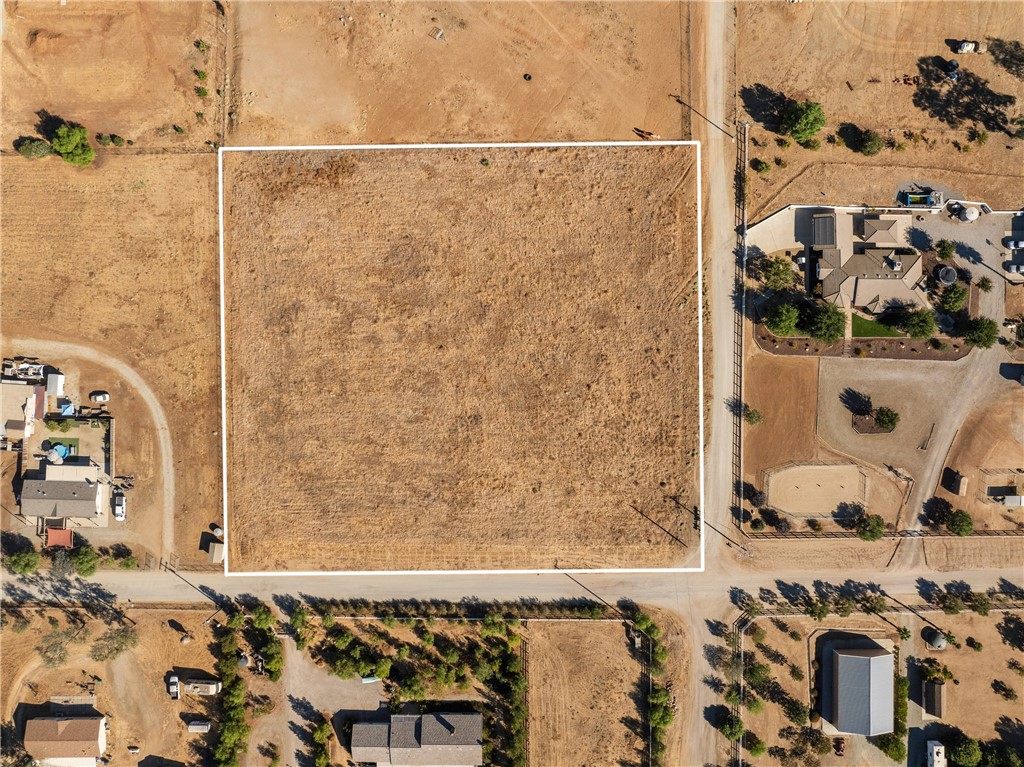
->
[16,137,53,158]
[860,129,884,156]
[744,408,763,425]
[751,158,771,173]
[750,518,765,531]
[111,134,125,147]
[801,137,821,151]
[5,549,40,574]
[195,86,209,98]
[96,133,113,146]
[195,39,209,52]
[194,68,208,80]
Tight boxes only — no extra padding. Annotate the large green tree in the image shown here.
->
[810,302,845,344]
[781,100,826,144]
[939,282,968,313]
[50,123,95,167]
[948,732,982,767]
[765,302,799,336]
[947,509,974,536]
[856,513,886,541]
[16,138,53,159]
[759,256,799,292]
[901,308,936,340]
[964,317,998,348]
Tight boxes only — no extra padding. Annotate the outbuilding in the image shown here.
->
[830,647,894,736]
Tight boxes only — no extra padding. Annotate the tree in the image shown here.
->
[744,408,763,425]
[49,549,74,580]
[873,732,907,762]
[781,100,826,143]
[939,282,968,313]
[804,599,830,621]
[902,308,937,340]
[16,138,53,159]
[936,239,957,260]
[747,736,767,757]
[765,302,800,336]
[976,276,993,293]
[783,698,809,725]
[860,129,884,156]
[5,549,40,575]
[964,317,999,348]
[947,509,974,536]
[70,546,100,577]
[810,302,845,344]
[90,626,139,661]
[897,626,911,641]
[968,592,991,616]
[856,513,887,540]
[50,124,95,167]
[874,407,900,432]
[752,158,771,173]
[720,711,744,741]
[250,605,275,630]
[948,732,982,767]
[760,257,799,292]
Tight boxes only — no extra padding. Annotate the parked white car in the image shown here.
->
[90,391,110,403]
[168,675,180,700]
[1007,240,1024,250]
[113,490,126,522]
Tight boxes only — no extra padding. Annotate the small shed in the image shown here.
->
[187,721,212,734]
[923,680,946,718]
[952,473,968,496]
[46,373,65,398]
[207,541,225,564]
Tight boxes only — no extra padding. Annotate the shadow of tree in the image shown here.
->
[906,226,933,251]
[739,84,789,130]
[913,56,1017,133]
[920,496,952,528]
[988,38,1024,81]
[839,388,872,415]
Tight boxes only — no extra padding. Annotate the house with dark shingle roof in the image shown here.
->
[349,712,483,766]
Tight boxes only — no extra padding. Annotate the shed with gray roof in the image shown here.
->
[831,647,894,736]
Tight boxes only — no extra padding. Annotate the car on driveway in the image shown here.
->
[89,391,110,403]
[113,489,126,522]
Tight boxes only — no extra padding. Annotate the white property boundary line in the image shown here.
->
[218,141,705,576]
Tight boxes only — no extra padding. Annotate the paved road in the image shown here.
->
[7,337,176,560]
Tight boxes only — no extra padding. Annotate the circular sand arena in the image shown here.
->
[767,463,866,515]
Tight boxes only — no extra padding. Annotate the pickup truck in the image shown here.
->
[168,675,180,700]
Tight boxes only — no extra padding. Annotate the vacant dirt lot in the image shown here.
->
[934,390,1024,532]
[229,1,690,145]
[0,156,221,567]
[223,145,700,571]
[527,621,643,766]
[738,1,1024,215]
[2,1,225,151]
[1,608,218,767]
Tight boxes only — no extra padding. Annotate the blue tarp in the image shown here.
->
[53,444,70,459]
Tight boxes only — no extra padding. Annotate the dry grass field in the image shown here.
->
[526,621,644,766]
[228,1,690,145]
[2,1,225,151]
[0,156,222,567]
[738,0,1024,215]
[0,608,218,767]
[222,145,700,572]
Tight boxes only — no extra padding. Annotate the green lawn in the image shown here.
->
[852,314,905,338]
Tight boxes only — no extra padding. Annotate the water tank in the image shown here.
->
[925,627,947,650]
[213,526,224,537]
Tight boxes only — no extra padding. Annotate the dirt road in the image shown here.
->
[7,337,175,559]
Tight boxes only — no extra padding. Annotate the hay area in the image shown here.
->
[222,145,701,572]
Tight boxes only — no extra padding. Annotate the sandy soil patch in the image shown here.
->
[526,621,643,767]
[2,1,225,151]
[228,1,690,145]
[767,464,866,516]
[1,608,218,767]
[738,1,1024,214]
[914,610,1024,746]
[222,145,700,572]
[933,390,1024,532]
[0,156,221,568]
